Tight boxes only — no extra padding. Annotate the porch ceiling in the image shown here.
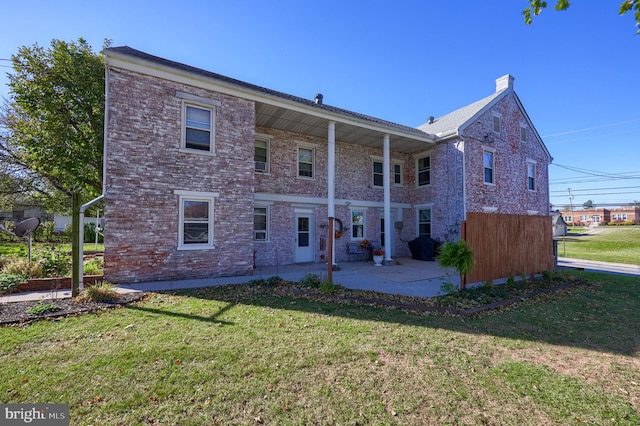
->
[255,102,436,154]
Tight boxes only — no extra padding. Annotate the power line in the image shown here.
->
[550,185,640,193]
[542,118,640,138]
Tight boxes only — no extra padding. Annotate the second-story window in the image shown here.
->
[373,161,383,187]
[484,150,495,184]
[255,137,270,173]
[417,156,431,186]
[297,146,315,179]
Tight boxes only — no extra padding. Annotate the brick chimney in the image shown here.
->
[495,74,515,92]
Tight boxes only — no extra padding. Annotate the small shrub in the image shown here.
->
[26,302,60,315]
[506,274,517,288]
[34,221,56,242]
[439,280,459,294]
[83,257,104,275]
[37,248,71,277]
[77,281,118,303]
[319,280,337,294]
[0,273,26,295]
[299,273,322,289]
[265,276,282,286]
[1,257,45,278]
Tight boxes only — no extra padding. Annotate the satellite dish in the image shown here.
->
[14,217,40,238]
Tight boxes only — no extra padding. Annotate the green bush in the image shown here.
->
[34,221,56,242]
[1,256,45,278]
[437,240,475,282]
[36,248,71,277]
[78,281,118,303]
[0,272,26,295]
[319,280,338,294]
[299,273,322,289]
[607,221,634,226]
[26,302,60,315]
[83,257,104,275]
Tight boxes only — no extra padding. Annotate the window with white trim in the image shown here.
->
[527,161,536,191]
[182,103,215,153]
[492,114,501,133]
[373,161,383,187]
[297,145,315,179]
[175,190,217,250]
[351,209,365,239]
[254,206,269,241]
[592,215,601,223]
[483,149,495,184]
[612,213,628,221]
[563,216,573,223]
[418,208,431,237]
[417,156,431,186]
[394,163,403,185]
[520,124,528,142]
[255,136,270,173]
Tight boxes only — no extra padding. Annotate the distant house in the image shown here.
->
[562,206,639,226]
[102,46,552,284]
[551,211,568,237]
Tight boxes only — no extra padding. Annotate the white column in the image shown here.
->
[328,121,336,266]
[383,134,392,263]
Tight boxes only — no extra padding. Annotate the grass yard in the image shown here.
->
[0,242,104,256]
[557,226,640,264]
[1,271,639,425]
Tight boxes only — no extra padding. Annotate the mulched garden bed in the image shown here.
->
[0,272,591,326]
[0,292,147,327]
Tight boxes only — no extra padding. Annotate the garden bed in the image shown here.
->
[16,275,104,292]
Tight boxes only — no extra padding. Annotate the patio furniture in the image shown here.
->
[347,242,367,262]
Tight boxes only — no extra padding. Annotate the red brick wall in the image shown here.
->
[104,68,255,283]
[462,95,550,217]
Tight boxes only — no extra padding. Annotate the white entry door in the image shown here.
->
[294,212,314,263]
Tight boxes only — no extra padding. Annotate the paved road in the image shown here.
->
[557,257,640,276]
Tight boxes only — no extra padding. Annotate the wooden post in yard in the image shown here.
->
[460,220,467,290]
[71,192,80,297]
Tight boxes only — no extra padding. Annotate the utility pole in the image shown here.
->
[568,188,574,228]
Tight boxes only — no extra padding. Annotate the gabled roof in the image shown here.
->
[417,91,503,138]
[416,75,552,160]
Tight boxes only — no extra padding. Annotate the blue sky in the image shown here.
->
[1,0,639,208]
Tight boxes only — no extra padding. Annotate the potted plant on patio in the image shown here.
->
[372,249,384,266]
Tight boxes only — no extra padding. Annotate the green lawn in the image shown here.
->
[1,271,639,425]
[557,226,640,264]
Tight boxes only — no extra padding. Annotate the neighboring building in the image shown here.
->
[551,211,568,237]
[103,46,552,284]
[0,203,53,226]
[562,206,639,226]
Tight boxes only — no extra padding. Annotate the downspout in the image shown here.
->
[78,195,104,290]
[76,60,110,291]
[457,132,467,222]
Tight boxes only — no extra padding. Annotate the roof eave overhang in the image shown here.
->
[105,50,436,145]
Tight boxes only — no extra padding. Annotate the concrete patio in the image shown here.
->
[0,257,459,304]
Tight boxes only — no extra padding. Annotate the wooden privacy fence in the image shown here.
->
[462,212,554,284]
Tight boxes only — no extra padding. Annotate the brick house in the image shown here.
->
[563,206,639,226]
[103,47,552,284]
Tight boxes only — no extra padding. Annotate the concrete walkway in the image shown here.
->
[0,257,459,304]
[2,257,637,305]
